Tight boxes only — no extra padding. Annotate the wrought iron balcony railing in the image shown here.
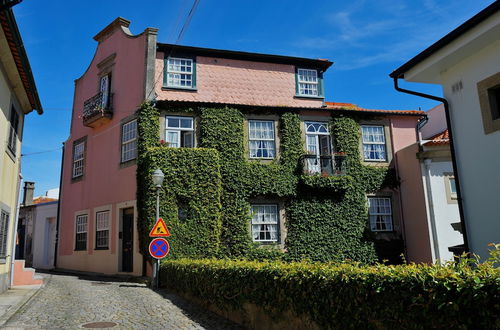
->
[303,154,347,176]
[82,92,113,127]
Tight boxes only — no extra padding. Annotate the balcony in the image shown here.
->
[302,153,347,176]
[82,92,113,128]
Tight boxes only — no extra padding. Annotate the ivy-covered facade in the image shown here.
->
[58,18,430,277]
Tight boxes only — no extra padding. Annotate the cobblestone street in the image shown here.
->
[3,273,243,329]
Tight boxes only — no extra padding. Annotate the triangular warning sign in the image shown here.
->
[149,218,171,237]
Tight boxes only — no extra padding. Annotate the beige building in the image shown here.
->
[0,5,42,292]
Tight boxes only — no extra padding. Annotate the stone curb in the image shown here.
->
[0,278,47,327]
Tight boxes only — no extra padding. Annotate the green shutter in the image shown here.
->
[318,71,324,98]
[192,57,197,89]
[294,67,299,95]
[163,57,168,87]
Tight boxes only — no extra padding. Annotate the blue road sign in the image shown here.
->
[149,238,170,259]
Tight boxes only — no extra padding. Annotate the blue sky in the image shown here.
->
[14,0,493,196]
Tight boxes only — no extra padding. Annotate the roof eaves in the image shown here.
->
[0,8,43,114]
[390,1,500,79]
[157,43,333,71]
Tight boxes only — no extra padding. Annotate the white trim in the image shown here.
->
[250,204,279,243]
[361,125,387,161]
[72,141,85,178]
[166,57,193,88]
[297,68,319,96]
[368,197,393,232]
[121,119,137,162]
[248,120,276,159]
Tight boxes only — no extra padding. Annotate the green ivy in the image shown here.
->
[137,103,396,262]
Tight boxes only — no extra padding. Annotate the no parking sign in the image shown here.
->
[149,238,170,259]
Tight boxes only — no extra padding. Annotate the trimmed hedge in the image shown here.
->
[161,253,500,329]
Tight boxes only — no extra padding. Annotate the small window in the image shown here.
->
[8,107,20,154]
[362,125,387,161]
[72,141,85,178]
[249,120,276,159]
[99,74,111,109]
[165,116,194,148]
[368,197,393,232]
[75,214,88,251]
[165,57,195,89]
[444,174,458,203]
[95,211,110,249]
[487,85,500,120]
[250,204,279,243]
[0,211,10,259]
[297,68,320,97]
[121,119,137,162]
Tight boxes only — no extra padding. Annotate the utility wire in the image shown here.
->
[22,147,62,157]
[146,0,201,100]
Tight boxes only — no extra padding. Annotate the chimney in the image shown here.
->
[23,181,35,206]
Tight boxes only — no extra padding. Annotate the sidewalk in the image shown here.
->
[0,284,43,327]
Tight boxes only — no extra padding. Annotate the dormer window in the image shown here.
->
[165,57,196,89]
[296,68,323,98]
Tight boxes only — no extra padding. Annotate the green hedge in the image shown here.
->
[161,252,500,329]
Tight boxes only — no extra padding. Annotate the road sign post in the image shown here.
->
[149,218,171,289]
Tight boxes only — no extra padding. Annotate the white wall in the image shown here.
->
[441,37,500,259]
[421,104,447,139]
[422,160,463,262]
[32,202,57,269]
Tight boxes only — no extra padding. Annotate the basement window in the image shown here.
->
[368,197,393,232]
[250,204,279,243]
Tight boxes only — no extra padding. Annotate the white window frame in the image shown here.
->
[368,197,393,232]
[95,211,110,249]
[297,68,319,97]
[72,141,85,178]
[165,116,195,148]
[248,120,276,159]
[250,204,279,243]
[121,119,137,163]
[75,214,88,250]
[0,211,9,259]
[166,57,194,88]
[361,125,387,162]
[7,107,19,154]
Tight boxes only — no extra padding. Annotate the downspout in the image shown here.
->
[53,143,65,269]
[392,77,469,253]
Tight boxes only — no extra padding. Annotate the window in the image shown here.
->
[487,85,500,120]
[305,122,332,174]
[368,197,393,232]
[165,116,194,148]
[75,214,88,251]
[8,107,20,154]
[250,204,279,243]
[249,120,276,159]
[165,57,195,89]
[95,211,110,249]
[297,68,320,97]
[362,125,387,161]
[477,72,500,134]
[121,119,137,162]
[72,141,85,178]
[99,74,111,109]
[0,211,9,259]
[444,173,458,203]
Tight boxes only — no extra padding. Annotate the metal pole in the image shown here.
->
[155,187,160,289]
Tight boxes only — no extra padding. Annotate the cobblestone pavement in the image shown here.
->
[3,273,244,329]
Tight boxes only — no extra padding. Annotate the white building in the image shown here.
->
[391,2,500,260]
[18,183,58,270]
[418,104,463,263]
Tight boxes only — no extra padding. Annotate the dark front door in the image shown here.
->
[121,208,134,272]
[16,220,25,259]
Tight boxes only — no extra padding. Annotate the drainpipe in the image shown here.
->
[392,77,469,253]
[53,143,65,269]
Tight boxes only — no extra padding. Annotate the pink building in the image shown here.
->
[57,18,432,275]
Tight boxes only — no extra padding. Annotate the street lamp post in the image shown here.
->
[151,169,164,289]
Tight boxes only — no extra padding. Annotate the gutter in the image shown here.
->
[392,77,469,254]
[53,143,65,268]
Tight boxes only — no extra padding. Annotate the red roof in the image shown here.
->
[325,102,426,116]
[424,129,450,146]
[32,197,58,205]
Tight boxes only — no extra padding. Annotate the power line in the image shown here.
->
[146,0,201,100]
[21,147,62,157]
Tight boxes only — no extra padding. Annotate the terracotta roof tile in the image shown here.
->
[32,197,58,205]
[324,102,426,115]
[424,129,450,146]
